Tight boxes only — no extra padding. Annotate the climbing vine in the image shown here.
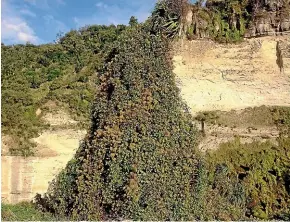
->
[36,4,206,220]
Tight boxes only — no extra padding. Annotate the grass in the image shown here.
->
[196,105,290,129]
[1,202,57,221]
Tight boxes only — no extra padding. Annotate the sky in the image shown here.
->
[1,0,157,45]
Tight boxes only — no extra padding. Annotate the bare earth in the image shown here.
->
[173,36,290,114]
[1,110,86,204]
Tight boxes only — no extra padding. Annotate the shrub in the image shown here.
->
[272,107,290,136]
[203,163,247,220]
[206,138,290,220]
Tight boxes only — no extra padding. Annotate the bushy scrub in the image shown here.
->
[1,24,127,155]
[206,138,290,219]
[202,163,247,221]
[272,107,290,136]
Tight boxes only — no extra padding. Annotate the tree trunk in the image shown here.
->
[201,120,205,135]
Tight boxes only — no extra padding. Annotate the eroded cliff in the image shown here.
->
[181,0,290,41]
[173,36,290,113]
[2,35,290,205]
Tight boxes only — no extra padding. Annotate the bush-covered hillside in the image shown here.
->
[3,0,289,156]
[206,138,290,220]
[205,106,290,220]
[2,0,289,221]
[1,23,129,155]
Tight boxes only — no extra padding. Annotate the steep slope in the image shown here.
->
[2,36,289,205]
[1,25,126,156]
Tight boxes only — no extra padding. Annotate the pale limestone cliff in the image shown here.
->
[173,36,290,114]
[1,109,86,204]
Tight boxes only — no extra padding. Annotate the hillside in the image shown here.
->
[2,107,86,204]
[2,35,289,216]
[1,24,127,156]
[2,0,290,156]
[2,35,290,206]
[1,0,290,221]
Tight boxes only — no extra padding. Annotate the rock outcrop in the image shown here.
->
[182,0,290,41]
[245,0,290,37]
[1,110,86,204]
[173,36,290,114]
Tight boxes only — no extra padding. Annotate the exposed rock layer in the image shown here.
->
[173,36,290,114]
[1,111,86,204]
[184,0,290,40]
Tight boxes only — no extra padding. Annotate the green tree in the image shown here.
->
[129,16,138,26]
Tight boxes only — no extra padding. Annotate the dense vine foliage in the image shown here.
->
[3,0,289,220]
[35,8,208,220]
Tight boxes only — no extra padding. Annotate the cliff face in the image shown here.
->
[182,0,290,41]
[1,109,86,204]
[173,36,290,114]
[245,0,290,37]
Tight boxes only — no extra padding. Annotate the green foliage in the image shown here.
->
[151,0,187,38]
[206,138,290,220]
[129,16,138,26]
[272,107,290,136]
[1,202,57,221]
[172,0,255,42]
[2,2,289,220]
[36,18,206,221]
[1,24,127,155]
[47,68,62,81]
[202,163,247,220]
[186,24,195,40]
[199,106,290,220]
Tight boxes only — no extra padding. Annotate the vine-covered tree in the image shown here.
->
[35,1,207,220]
